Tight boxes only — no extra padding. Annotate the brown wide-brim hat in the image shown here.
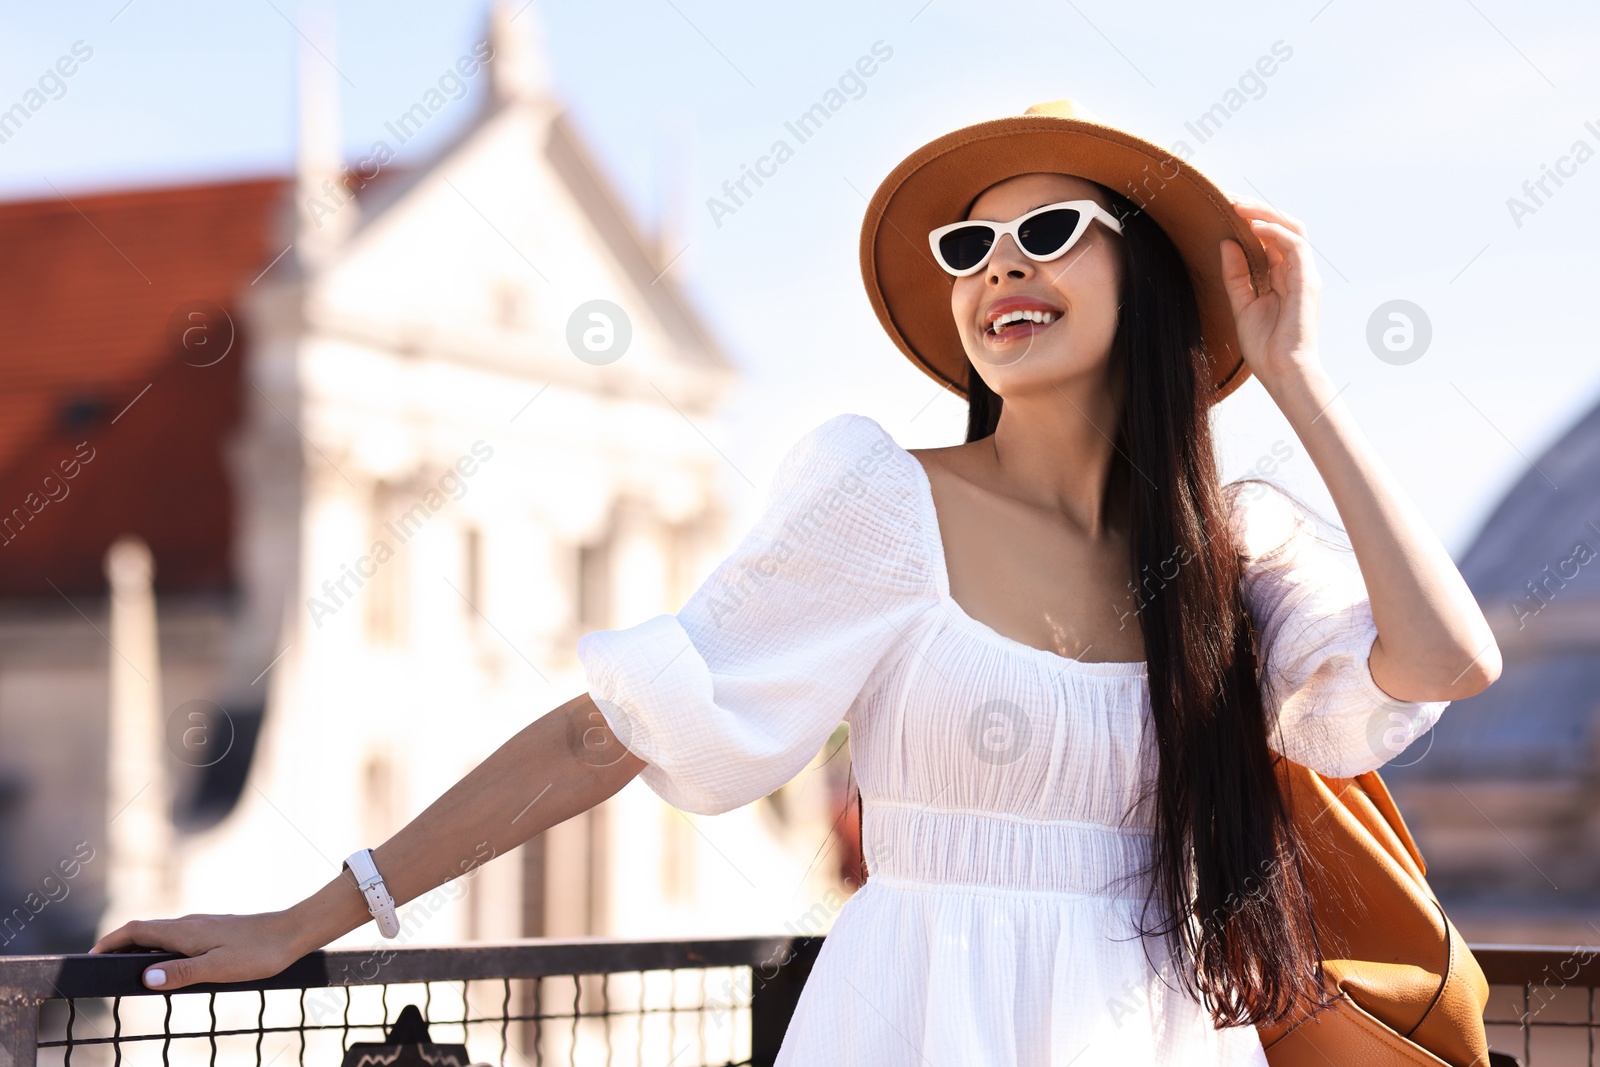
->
[859,98,1270,405]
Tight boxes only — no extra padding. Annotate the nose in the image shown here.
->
[985,233,1033,285]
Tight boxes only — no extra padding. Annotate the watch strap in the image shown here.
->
[344,848,401,939]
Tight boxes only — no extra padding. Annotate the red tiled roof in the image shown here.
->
[0,177,288,598]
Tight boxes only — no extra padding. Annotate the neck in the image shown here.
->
[985,375,1127,538]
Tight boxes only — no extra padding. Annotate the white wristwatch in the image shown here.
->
[343,848,401,939]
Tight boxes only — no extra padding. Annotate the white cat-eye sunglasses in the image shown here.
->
[928,199,1124,277]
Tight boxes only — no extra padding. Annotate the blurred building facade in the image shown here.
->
[0,2,858,961]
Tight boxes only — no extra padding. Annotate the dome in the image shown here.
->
[1386,395,1600,780]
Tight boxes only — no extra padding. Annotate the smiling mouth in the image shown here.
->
[985,308,1061,339]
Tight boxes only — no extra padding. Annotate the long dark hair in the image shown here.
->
[963,183,1335,1028]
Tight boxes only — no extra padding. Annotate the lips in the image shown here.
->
[982,297,1063,339]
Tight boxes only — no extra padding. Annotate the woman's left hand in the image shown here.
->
[1219,197,1324,387]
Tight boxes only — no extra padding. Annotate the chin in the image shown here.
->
[968,341,1099,394]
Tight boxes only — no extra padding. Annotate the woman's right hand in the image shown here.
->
[84,693,644,993]
[90,910,306,991]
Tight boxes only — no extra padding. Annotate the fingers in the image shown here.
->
[1229,196,1307,238]
[1222,198,1295,269]
[1243,218,1321,296]
[90,919,178,954]
[91,913,298,995]
[1247,217,1308,257]
[1218,238,1258,319]
[90,922,138,954]
[1230,198,1311,285]
[92,917,220,959]
[88,921,201,990]
[142,951,217,991]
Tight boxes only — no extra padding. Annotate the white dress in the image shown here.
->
[576,413,1449,1066]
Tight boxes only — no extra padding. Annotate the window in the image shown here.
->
[463,525,484,613]
[661,804,693,901]
[366,482,409,645]
[492,280,526,331]
[361,748,398,845]
[576,539,612,632]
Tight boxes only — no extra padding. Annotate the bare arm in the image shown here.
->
[90,692,645,990]
[1251,361,1499,701]
[1221,197,1502,702]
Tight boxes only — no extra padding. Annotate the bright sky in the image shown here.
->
[4,0,1598,556]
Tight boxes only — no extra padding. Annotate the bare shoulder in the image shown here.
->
[907,439,993,489]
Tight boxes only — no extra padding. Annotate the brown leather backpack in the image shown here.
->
[1256,759,1491,1066]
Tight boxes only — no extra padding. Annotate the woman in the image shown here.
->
[94,100,1501,1064]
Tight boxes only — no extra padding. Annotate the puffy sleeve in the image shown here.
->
[1229,483,1450,779]
[576,413,938,815]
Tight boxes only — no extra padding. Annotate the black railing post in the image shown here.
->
[749,936,823,1067]
[0,991,39,1067]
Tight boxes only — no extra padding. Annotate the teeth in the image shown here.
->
[990,308,1059,331]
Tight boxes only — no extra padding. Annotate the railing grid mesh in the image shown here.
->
[35,967,755,1067]
[6,940,1591,1066]
[1483,979,1597,1066]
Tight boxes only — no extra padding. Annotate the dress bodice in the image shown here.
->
[578,412,1445,827]
[575,413,1450,1065]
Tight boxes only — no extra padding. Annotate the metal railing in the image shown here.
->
[0,935,823,1066]
[1479,944,1600,1067]
[0,939,1591,1065]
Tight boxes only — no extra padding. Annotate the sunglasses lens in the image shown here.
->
[1017,208,1082,258]
[937,225,995,273]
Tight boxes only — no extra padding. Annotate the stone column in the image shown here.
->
[100,536,174,934]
